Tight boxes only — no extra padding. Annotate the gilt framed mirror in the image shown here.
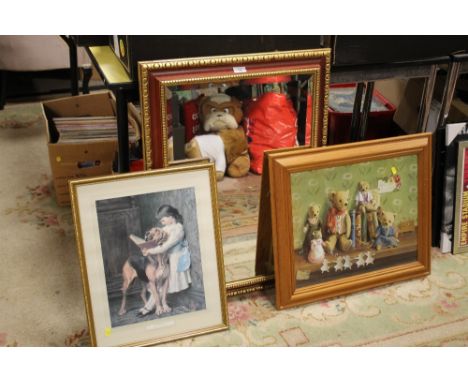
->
[138,49,331,294]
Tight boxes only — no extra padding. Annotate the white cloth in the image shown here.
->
[355,190,374,204]
[194,134,226,173]
[147,222,192,294]
[335,214,345,234]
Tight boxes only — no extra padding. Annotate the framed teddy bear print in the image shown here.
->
[258,133,432,309]
[138,49,331,295]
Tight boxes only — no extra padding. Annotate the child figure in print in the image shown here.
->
[141,205,192,316]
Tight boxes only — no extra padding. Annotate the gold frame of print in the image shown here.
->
[70,163,228,346]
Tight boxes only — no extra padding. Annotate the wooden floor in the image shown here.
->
[296,230,418,288]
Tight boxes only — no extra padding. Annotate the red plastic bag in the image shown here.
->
[244,92,297,174]
[182,98,201,142]
[305,94,312,145]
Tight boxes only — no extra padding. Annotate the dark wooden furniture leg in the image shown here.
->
[0,70,7,110]
[81,65,92,94]
[61,35,79,96]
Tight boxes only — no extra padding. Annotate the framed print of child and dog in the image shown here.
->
[70,163,228,346]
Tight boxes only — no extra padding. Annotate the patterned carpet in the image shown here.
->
[217,174,260,282]
[1,101,468,346]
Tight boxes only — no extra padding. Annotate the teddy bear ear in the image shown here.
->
[230,97,243,124]
[329,191,336,200]
[198,95,209,108]
[198,96,211,120]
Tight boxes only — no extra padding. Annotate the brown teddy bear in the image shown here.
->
[184,94,250,181]
[324,190,353,254]
[302,203,322,258]
[355,180,380,242]
[374,209,399,250]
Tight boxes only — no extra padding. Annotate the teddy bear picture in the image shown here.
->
[323,190,353,255]
[291,154,420,289]
[302,203,323,258]
[307,230,325,265]
[355,180,380,243]
[374,209,400,250]
[184,94,250,181]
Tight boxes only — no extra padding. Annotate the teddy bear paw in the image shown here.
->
[227,156,250,178]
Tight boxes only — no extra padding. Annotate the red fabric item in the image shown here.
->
[244,92,297,174]
[242,76,291,85]
[182,98,201,142]
[326,207,346,234]
[305,94,312,145]
[130,159,144,172]
[166,99,173,137]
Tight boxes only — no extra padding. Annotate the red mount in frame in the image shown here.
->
[140,50,330,170]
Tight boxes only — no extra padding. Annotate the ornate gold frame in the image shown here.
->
[139,49,330,169]
[70,163,228,346]
[263,133,432,309]
[138,49,331,295]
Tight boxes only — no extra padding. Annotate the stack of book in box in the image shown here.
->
[53,116,138,143]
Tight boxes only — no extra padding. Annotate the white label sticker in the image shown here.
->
[146,320,175,331]
[233,67,247,73]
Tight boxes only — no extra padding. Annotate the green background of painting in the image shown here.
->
[290,155,418,249]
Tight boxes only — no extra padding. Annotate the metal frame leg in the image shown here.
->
[437,60,461,130]
[350,82,365,142]
[61,36,79,96]
[81,65,92,94]
[417,65,438,132]
[358,81,375,141]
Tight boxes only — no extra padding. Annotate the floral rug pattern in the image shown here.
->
[4,173,74,237]
[2,102,468,346]
[218,190,259,234]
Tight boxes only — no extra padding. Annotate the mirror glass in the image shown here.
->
[162,73,318,283]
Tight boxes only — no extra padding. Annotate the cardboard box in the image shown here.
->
[42,92,118,206]
[327,83,396,144]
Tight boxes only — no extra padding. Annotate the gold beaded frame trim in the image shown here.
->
[139,48,331,170]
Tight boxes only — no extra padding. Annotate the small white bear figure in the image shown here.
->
[343,255,352,270]
[307,230,325,264]
[334,256,344,272]
[365,251,375,265]
[356,253,366,268]
[320,259,330,273]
